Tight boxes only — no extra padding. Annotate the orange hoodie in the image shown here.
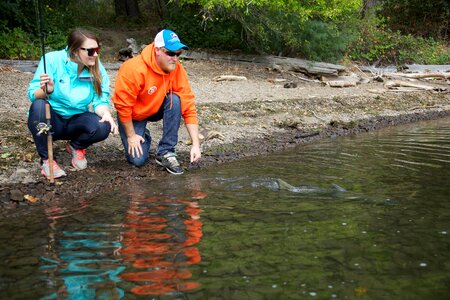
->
[113,43,198,124]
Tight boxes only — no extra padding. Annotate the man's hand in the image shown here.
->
[186,124,201,163]
[127,134,145,158]
[190,144,201,163]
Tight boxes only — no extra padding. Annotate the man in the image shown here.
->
[113,29,201,175]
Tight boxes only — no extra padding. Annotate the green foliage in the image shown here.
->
[0,0,448,65]
[0,0,37,32]
[0,25,39,59]
[161,3,249,52]
[378,0,449,39]
[177,0,362,21]
[164,1,361,62]
[0,25,67,59]
[289,20,357,63]
[348,16,450,65]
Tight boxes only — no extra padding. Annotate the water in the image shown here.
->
[1,117,450,299]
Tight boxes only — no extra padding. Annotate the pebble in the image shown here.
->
[10,189,23,201]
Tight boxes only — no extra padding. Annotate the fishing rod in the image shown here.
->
[34,0,55,184]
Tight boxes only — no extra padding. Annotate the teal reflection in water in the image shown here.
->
[0,117,449,299]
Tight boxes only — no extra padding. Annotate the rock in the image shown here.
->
[42,191,55,202]
[284,82,298,88]
[10,189,23,201]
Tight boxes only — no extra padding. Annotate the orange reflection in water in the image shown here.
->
[119,194,204,296]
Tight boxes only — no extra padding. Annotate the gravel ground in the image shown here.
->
[0,59,449,213]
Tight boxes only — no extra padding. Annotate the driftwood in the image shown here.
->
[183,50,345,77]
[384,72,450,80]
[320,74,360,88]
[268,56,345,76]
[359,64,450,74]
[185,129,225,145]
[213,75,247,82]
[402,64,450,73]
[384,80,438,91]
[325,81,357,88]
[0,59,38,73]
[289,72,321,83]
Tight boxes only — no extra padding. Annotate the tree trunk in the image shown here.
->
[361,0,379,17]
[126,0,140,18]
[152,0,167,19]
[114,0,126,17]
[115,0,140,18]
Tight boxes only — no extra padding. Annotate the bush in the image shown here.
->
[289,19,357,63]
[0,21,67,60]
[0,27,40,59]
[162,3,359,63]
[347,16,450,65]
[160,4,246,52]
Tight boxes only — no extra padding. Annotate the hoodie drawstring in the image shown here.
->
[163,75,173,110]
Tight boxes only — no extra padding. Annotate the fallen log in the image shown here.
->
[385,72,450,80]
[321,74,360,87]
[403,64,450,73]
[384,80,440,91]
[213,75,247,82]
[325,81,357,88]
[182,50,345,77]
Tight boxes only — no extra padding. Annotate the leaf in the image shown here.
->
[1,152,11,159]
[23,153,34,162]
[24,194,39,203]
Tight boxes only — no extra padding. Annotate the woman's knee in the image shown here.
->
[28,99,47,116]
[96,122,111,141]
[28,99,48,131]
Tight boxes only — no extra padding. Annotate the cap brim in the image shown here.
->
[165,42,189,51]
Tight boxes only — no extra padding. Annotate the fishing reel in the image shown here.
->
[36,122,52,136]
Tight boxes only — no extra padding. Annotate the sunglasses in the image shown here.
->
[162,48,182,57]
[80,47,100,56]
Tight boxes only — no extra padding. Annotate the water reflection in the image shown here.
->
[40,201,125,299]
[119,191,204,295]
[38,177,206,298]
[1,117,449,299]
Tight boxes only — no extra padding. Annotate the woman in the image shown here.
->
[27,28,118,179]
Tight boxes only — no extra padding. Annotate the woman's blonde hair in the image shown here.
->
[67,28,103,97]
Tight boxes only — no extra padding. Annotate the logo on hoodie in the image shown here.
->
[148,86,157,95]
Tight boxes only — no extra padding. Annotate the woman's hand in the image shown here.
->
[39,74,54,94]
[99,111,119,135]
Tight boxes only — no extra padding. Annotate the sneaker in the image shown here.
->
[66,143,87,170]
[41,159,67,179]
[155,153,184,175]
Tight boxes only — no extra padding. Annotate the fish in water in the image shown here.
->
[276,178,346,193]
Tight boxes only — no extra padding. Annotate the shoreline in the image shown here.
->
[0,59,449,214]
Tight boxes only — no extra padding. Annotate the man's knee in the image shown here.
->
[127,154,148,167]
[167,93,181,109]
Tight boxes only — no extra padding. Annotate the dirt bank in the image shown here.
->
[1,59,449,215]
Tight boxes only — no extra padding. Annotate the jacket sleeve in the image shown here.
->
[112,62,142,123]
[173,64,198,125]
